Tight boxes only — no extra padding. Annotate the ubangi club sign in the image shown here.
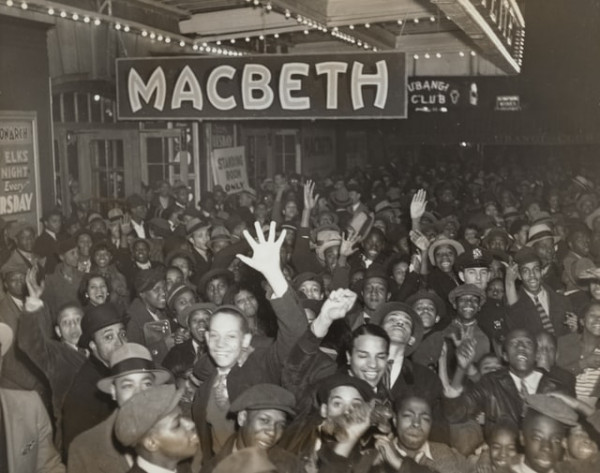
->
[116,52,406,120]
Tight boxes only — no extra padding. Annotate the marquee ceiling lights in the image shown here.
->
[3,0,245,56]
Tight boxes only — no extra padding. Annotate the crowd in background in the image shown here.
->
[2,154,600,473]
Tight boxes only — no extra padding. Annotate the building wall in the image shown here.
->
[0,15,54,209]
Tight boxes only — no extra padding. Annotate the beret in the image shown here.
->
[79,303,123,348]
[448,283,486,306]
[134,268,165,295]
[229,384,296,416]
[115,385,182,447]
[316,373,374,404]
[524,394,578,427]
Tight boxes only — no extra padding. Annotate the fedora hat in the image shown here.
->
[428,237,465,266]
[525,223,560,247]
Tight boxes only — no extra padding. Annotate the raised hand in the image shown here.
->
[564,312,579,333]
[505,259,520,284]
[120,212,132,235]
[237,221,285,276]
[319,289,358,322]
[410,189,428,220]
[409,229,430,252]
[374,434,404,470]
[339,232,361,258]
[25,266,45,299]
[303,180,320,211]
[455,338,477,370]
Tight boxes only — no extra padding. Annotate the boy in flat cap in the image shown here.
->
[0,322,65,473]
[62,302,127,452]
[68,343,171,473]
[115,385,199,473]
[127,268,173,365]
[200,384,298,473]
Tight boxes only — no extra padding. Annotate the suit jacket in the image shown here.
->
[191,288,307,462]
[0,388,65,473]
[67,410,130,473]
[34,231,60,275]
[443,368,572,429]
[126,298,171,365]
[61,356,112,454]
[505,285,571,337]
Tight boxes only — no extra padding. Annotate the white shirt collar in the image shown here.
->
[136,456,176,473]
[45,229,57,240]
[394,439,434,463]
[509,370,543,395]
[9,295,24,311]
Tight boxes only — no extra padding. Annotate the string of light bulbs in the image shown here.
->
[1,0,246,56]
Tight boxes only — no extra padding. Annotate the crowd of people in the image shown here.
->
[2,156,600,473]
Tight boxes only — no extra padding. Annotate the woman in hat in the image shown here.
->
[90,241,130,314]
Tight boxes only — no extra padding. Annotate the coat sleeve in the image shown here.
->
[32,392,66,473]
[17,303,59,377]
[443,379,489,424]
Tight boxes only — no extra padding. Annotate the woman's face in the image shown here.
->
[392,262,409,286]
[77,234,93,258]
[93,249,112,269]
[87,276,108,306]
[234,290,259,318]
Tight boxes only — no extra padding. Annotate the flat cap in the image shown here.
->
[316,373,374,404]
[448,283,486,306]
[455,247,492,271]
[292,272,323,291]
[107,208,124,222]
[166,283,196,312]
[179,302,216,329]
[79,303,123,348]
[0,322,13,357]
[230,384,296,416]
[115,385,182,447]
[524,394,578,426]
[134,268,165,295]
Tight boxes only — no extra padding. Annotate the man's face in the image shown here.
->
[434,245,456,273]
[133,242,150,264]
[567,425,599,461]
[392,262,408,286]
[3,271,26,298]
[504,330,536,376]
[454,295,481,322]
[165,269,183,292]
[149,407,199,460]
[175,188,189,205]
[205,276,229,305]
[532,239,555,266]
[590,281,600,301]
[321,386,365,419]
[348,190,361,205]
[396,398,432,452]
[522,415,566,473]
[189,310,210,344]
[130,204,147,221]
[569,231,591,257]
[461,267,491,291]
[90,323,127,364]
[46,214,62,234]
[111,372,155,406]
[362,232,385,261]
[412,299,438,329]
[487,279,505,301]
[362,277,389,312]
[55,307,83,346]
[190,227,210,251]
[324,245,340,271]
[298,280,323,301]
[16,228,35,252]
[489,428,518,469]
[171,257,191,281]
[61,247,80,268]
[584,304,600,337]
[535,333,557,368]
[238,409,287,450]
[206,312,251,369]
[519,261,542,293]
[381,311,414,345]
[142,280,167,310]
[93,249,112,269]
[347,334,388,387]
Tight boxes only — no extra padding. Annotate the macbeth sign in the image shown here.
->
[0,112,41,229]
[116,52,406,120]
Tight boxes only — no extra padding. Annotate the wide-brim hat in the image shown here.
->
[428,237,465,266]
[577,264,600,282]
[371,301,424,356]
[185,217,211,236]
[97,343,172,394]
[196,268,234,296]
[79,303,123,348]
[524,394,578,427]
[448,283,487,307]
[576,193,598,213]
[330,188,352,208]
[525,223,560,247]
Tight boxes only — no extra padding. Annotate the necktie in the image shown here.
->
[213,372,229,410]
[520,378,529,400]
[533,296,554,334]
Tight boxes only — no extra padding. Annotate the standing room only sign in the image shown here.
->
[116,52,407,120]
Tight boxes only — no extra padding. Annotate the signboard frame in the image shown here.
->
[211,145,250,194]
[116,51,407,121]
[0,111,42,233]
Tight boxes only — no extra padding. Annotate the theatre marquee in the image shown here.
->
[116,52,406,120]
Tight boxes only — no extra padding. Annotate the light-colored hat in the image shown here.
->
[428,237,465,266]
[525,223,560,247]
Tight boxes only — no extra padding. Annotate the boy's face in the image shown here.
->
[489,428,518,469]
[567,425,598,460]
[455,294,481,322]
[521,415,566,473]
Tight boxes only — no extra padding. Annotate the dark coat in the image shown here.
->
[191,288,307,462]
[426,268,459,324]
[61,356,113,454]
[443,368,572,430]
[126,298,171,365]
[42,263,83,320]
[505,285,572,337]
[34,230,60,274]
[162,338,197,377]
